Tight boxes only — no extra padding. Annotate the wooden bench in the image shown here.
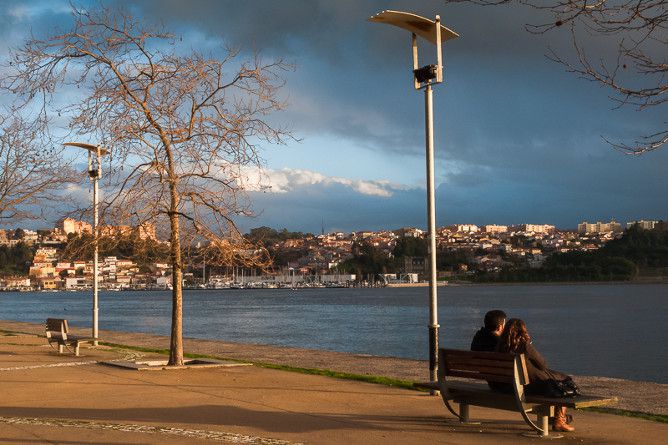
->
[45,318,94,356]
[437,348,617,437]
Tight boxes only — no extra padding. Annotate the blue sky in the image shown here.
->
[1,0,666,233]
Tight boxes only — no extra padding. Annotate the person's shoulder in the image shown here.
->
[471,328,497,351]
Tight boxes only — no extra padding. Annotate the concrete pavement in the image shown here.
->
[0,325,666,444]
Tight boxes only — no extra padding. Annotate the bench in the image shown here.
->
[45,318,94,356]
[437,348,617,437]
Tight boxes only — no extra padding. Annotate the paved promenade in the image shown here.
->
[0,320,666,444]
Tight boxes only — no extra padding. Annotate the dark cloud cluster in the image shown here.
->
[0,0,664,231]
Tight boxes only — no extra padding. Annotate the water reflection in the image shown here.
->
[1,284,665,382]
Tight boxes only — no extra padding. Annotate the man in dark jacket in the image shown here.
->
[470,309,507,351]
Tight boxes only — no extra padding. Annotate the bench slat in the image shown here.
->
[447,370,514,383]
[525,394,618,409]
[442,348,515,361]
[445,364,514,377]
[46,318,66,332]
[446,357,516,369]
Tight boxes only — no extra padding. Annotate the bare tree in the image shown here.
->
[0,114,76,221]
[5,5,288,365]
[447,0,667,154]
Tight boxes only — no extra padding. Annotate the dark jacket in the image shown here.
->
[522,343,569,395]
[471,327,503,390]
[470,327,499,352]
[491,341,570,395]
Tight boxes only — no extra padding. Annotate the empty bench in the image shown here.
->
[45,318,94,356]
[437,348,617,437]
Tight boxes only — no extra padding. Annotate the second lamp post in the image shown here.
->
[369,10,459,391]
[64,141,109,346]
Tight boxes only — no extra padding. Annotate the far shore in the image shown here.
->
[2,279,666,293]
[389,279,668,287]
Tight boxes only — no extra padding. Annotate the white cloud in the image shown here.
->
[241,167,415,198]
[8,1,70,20]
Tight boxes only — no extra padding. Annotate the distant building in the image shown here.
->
[519,224,555,234]
[578,220,623,234]
[627,220,658,230]
[402,256,428,278]
[484,224,508,234]
[136,222,157,240]
[397,227,424,238]
[100,225,132,238]
[456,224,479,233]
[59,218,92,235]
[1,276,31,290]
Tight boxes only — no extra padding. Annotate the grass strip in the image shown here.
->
[100,342,416,390]
[255,362,416,390]
[583,407,667,423]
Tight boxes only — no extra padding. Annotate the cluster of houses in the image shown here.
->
[24,247,172,291]
[258,220,655,279]
[0,218,658,290]
[0,218,168,291]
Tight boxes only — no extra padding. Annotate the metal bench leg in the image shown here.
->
[538,413,549,437]
[75,343,80,356]
[460,403,470,422]
[453,403,481,426]
[58,344,64,354]
[522,406,562,439]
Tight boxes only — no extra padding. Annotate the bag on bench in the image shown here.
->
[546,375,580,398]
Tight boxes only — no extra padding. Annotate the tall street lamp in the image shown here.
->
[64,142,109,346]
[369,10,459,391]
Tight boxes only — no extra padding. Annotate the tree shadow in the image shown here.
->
[0,405,450,434]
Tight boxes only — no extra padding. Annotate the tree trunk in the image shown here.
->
[167,186,184,366]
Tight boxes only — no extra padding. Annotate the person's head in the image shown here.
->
[484,309,507,335]
[497,318,531,353]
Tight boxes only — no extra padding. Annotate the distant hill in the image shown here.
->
[480,224,668,283]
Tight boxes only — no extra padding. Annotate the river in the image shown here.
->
[1,283,666,383]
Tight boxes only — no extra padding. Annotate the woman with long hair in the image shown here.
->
[496,318,575,432]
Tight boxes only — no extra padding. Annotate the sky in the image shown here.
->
[1,0,666,233]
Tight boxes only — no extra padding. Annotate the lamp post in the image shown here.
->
[64,142,109,347]
[369,10,459,392]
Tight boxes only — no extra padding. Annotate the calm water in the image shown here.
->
[1,284,666,383]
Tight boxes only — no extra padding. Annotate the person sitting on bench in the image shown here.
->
[470,309,506,352]
[496,318,576,433]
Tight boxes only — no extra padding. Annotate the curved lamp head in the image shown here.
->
[64,141,108,179]
[63,142,109,155]
[369,10,459,89]
[368,10,459,43]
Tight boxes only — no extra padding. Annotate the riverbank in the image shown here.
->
[1,319,665,416]
[3,329,667,444]
[447,279,668,286]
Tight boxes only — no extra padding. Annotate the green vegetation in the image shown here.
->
[0,243,34,275]
[584,407,667,424]
[478,226,668,283]
[246,226,310,245]
[62,233,170,269]
[336,242,393,275]
[245,226,312,267]
[101,341,415,389]
[393,237,427,258]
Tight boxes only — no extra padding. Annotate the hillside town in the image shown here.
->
[0,217,660,291]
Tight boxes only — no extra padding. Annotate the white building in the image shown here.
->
[627,220,658,230]
[519,224,556,234]
[484,224,508,233]
[456,224,479,233]
[578,220,623,234]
